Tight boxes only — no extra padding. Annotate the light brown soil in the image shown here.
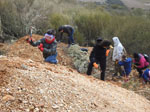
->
[0,34,150,112]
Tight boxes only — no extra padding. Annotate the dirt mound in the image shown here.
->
[6,34,73,67]
[0,56,150,112]
[0,34,150,111]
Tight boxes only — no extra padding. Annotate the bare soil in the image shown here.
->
[0,34,150,112]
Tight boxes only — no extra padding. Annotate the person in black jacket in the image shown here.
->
[87,38,111,81]
[58,25,74,47]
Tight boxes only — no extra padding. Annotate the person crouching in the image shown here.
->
[27,29,58,64]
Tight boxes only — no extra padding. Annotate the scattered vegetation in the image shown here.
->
[1,0,150,101]
[0,0,150,53]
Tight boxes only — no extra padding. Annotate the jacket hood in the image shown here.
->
[112,37,121,46]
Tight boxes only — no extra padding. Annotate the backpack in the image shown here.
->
[143,54,150,63]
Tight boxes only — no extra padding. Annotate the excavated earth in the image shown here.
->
[0,34,150,112]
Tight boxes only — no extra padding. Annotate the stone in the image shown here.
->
[2,95,15,102]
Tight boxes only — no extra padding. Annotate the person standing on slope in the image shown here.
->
[87,38,112,81]
[27,29,58,64]
[112,37,126,77]
[58,25,75,47]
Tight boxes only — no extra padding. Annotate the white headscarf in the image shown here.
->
[112,37,126,61]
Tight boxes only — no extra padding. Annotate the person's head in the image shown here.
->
[112,37,120,46]
[133,53,139,59]
[122,55,127,61]
[44,33,55,44]
[96,37,103,45]
[101,40,111,48]
[47,29,55,35]
[58,26,64,32]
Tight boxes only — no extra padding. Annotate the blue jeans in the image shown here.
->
[68,29,74,44]
[122,70,131,76]
[45,53,57,64]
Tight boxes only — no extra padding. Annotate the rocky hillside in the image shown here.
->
[0,35,150,112]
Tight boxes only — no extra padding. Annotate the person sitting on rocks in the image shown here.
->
[27,29,58,64]
[87,38,112,81]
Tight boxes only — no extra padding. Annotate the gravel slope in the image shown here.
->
[0,35,150,112]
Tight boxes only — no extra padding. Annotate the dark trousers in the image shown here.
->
[137,66,148,77]
[68,29,74,44]
[114,61,122,76]
[87,60,106,81]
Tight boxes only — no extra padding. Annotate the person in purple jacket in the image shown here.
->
[142,68,150,83]
[118,55,132,80]
[133,53,149,77]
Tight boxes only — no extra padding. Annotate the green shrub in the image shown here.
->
[48,13,70,30]
[74,29,85,46]
[75,10,111,44]
[115,16,150,54]
[111,4,124,9]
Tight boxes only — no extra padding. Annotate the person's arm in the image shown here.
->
[137,58,145,68]
[118,61,124,66]
[90,46,96,62]
[106,49,110,56]
[30,38,44,47]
